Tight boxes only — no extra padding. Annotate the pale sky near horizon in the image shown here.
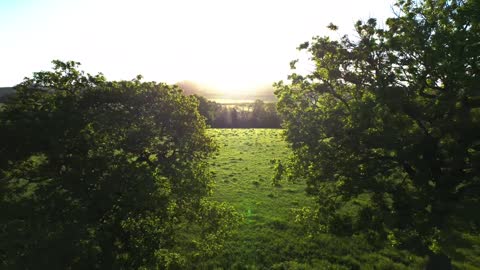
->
[0,0,396,93]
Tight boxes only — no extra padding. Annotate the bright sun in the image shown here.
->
[0,0,397,90]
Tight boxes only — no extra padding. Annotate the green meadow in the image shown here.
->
[207,129,314,268]
[205,129,480,270]
[207,128,313,268]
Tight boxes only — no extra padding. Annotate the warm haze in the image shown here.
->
[1,0,396,94]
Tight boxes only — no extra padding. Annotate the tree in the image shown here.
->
[0,87,15,103]
[264,102,282,128]
[275,0,479,268]
[231,107,239,127]
[191,94,218,126]
[0,60,238,269]
[213,106,229,128]
[251,99,266,127]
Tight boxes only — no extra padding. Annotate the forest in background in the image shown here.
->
[195,96,282,128]
[1,87,282,129]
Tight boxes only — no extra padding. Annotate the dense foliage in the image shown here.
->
[0,87,15,103]
[0,61,238,269]
[275,0,479,268]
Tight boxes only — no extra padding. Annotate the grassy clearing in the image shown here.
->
[206,129,428,269]
[207,128,315,268]
[208,129,309,221]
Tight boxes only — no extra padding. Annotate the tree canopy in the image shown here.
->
[0,60,238,269]
[275,0,479,268]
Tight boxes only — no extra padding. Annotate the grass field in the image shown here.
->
[205,129,480,269]
[207,129,427,269]
[207,129,313,268]
[209,129,310,221]
[208,129,317,268]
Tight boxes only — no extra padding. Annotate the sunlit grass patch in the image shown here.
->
[205,129,427,269]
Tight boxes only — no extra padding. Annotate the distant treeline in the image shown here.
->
[194,95,282,128]
[1,87,280,128]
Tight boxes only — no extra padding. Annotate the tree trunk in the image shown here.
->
[425,253,452,270]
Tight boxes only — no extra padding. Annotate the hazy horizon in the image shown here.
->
[1,0,396,93]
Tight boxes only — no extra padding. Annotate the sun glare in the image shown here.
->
[0,0,396,92]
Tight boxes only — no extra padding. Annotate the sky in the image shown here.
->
[0,0,397,93]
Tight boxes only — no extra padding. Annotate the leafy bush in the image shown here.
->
[0,60,238,269]
[275,0,480,267]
